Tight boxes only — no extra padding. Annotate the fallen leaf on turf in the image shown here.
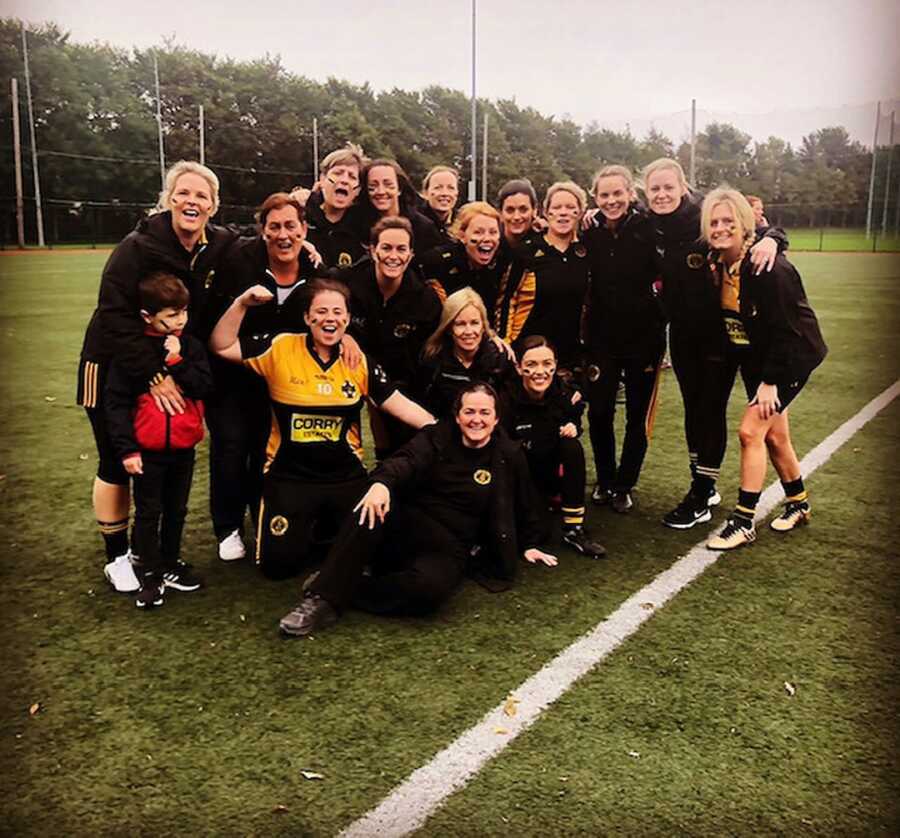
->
[28,703,40,716]
[494,727,509,735]
[0,474,6,481]
[784,681,796,697]
[640,602,654,611]
[627,750,640,758]
[240,614,246,622]
[44,396,56,402]
[502,694,520,717]
[300,770,324,780]
[78,453,89,460]
[273,804,289,813]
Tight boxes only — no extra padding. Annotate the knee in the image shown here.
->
[738,422,764,449]
[765,425,789,450]
[412,558,461,609]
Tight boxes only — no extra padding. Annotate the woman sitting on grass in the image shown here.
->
[700,188,827,551]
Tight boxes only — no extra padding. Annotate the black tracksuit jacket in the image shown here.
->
[304,192,368,269]
[501,378,585,458]
[419,240,507,323]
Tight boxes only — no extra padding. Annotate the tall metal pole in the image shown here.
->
[153,53,165,189]
[481,111,488,202]
[865,101,881,238]
[11,78,25,248]
[689,98,697,185]
[21,25,45,247]
[880,111,894,236]
[313,117,319,183]
[468,0,477,201]
[199,104,205,165]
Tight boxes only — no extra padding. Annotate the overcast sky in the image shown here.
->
[10,0,900,145]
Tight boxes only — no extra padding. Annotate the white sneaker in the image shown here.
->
[103,551,140,593]
[218,529,246,561]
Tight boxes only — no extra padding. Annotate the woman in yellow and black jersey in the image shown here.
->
[210,277,435,579]
[498,181,590,373]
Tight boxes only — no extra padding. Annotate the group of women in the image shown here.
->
[78,146,826,636]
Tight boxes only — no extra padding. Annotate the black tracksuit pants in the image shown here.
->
[586,352,663,492]
[312,504,467,615]
[668,327,740,485]
[132,449,196,575]
[206,374,269,540]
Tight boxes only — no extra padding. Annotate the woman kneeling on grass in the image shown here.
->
[209,277,435,580]
[701,188,827,551]
[278,382,557,637]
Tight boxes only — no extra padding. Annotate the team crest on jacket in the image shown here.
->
[686,253,705,269]
[270,515,289,536]
[574,244,587,258]
[473,469,492,485]
[393,323,413,338]
[338,252,352,267]
[586,364,601,382]
[204,269,216,289]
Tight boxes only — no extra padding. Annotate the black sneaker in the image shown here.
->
[135,573,165,609]
[163,561,204,592]
[591,484,612,506]
[279,593,339,637]
[662,491,713,529]
[611,490,634,514]
[562,526,606,559]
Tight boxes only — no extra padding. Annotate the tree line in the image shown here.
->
[1,18,897,236]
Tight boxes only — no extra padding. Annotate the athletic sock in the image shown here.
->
[691,474,715,500]
[689,452,698,480]
[734,489,761,527]
[781,477,808,505]
[97,518,129,560]
[562,506,585,528]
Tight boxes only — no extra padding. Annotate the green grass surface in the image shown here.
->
[785,227,900,252]
[0,251,898,835]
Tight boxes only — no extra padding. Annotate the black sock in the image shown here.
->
[781,477,808,505]
[691,475,715,499]
[98,518,129,560]
[734,489,760,526]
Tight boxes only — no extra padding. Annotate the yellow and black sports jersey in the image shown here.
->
[242,332,396,482]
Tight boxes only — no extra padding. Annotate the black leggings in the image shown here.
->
[312,504,467,615]
[669,328,740,484]
[586,352,663,491]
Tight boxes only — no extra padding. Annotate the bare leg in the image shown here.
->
[93,477,129,522]
[737,404,779,492]
[764,410,802,483]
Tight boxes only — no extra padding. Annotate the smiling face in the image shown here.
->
[545,189,581,239]
[144,306,188,335]
[304,290,349,351]
[263,205,306,270]
[594,174,632,224]
[518,344,557,398]
[169,172,214,239]
[455,390,499,448]
[463,214,501,267]
[366,165,401,214]
[373,227,413,283]
[451,304,485,357]
[646,168,686,216]
[425,171,459,219]
[320,163,360,212]
[708,201,747,259]
[500,193,536,241]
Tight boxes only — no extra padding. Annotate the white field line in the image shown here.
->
[340,379,900,838]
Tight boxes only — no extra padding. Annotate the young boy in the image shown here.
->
[105,272,212,608]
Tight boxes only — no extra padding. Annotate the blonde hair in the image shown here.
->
[591,164,636,196]
[543,181,587,214]
[449,201,501,241]
[700,187,756,245]
[320,142,367,175]
[640,157,691,197]
[422,165,459,192]
[423,287,493,359]
[154,160,220,216]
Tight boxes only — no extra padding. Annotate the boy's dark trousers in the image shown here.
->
[132,449,196,575]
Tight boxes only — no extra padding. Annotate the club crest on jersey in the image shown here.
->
[686,253,705,269]
[574,244,587,258]
[586,364,601,382]
[204,269,216,289]
[393,323,413,339]
[270,515,289,536]
[338,252,353,267]
[473,469,492,485]
[341,380,357,399]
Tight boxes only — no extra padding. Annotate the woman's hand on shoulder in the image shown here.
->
[524,547,557,567]
[491,334,516,361]
[341,333,363,369]
[354,482,391,530]
[749,237,778,275]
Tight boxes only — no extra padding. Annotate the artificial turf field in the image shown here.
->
[0,251,897,836]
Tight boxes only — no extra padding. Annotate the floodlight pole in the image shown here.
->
[154,53,166,190]
[880,111,894,237]
[21,24,45,247]
[10,78,25,248]
[689,98,697,185]
[865,101,880,238]
[313,117,319,184]
[199,105,205,165]
[481,111,488,201]
[468,0,477,201]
